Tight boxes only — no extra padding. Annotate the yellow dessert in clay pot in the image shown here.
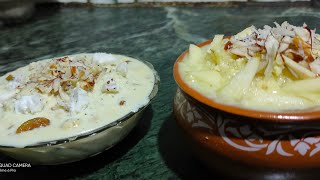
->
[179,22,320,112]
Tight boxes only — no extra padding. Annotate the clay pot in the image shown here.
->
[173,40,320,179]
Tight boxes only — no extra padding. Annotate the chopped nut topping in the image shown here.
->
[5,74,14,81]
[225,21,320,79]
[119,100,126,106]
[29,56,101,96]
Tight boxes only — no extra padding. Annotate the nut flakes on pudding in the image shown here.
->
[0,53,155,147]
[179,22,320,112]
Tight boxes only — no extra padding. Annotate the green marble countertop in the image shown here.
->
[1,4,320,179]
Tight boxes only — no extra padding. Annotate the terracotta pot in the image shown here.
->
[173,40,320,179]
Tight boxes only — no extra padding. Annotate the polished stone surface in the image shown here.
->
[0,4,320,179]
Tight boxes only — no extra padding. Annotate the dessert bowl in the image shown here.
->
[173,22,320,179]
[0,53,159,165]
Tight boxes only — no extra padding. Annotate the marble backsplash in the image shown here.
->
[0,0,314,26]
[54,0,310,3]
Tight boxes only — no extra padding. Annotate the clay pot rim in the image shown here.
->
[173,40,320,122]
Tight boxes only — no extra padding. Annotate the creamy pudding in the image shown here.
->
[0,53,155,147]
[179,22,320,112]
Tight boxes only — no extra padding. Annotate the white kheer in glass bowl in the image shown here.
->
[0,53,159,165]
